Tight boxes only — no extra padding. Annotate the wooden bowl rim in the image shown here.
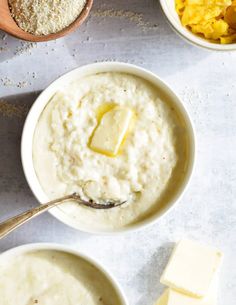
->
[1,0,93,42]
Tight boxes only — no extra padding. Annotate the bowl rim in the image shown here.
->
[159,0,236,51]
[0,242,129,305]
[21,61,196,235]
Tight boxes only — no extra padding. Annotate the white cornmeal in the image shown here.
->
[9,0,87,35]
[0,250,122,305]
[33,72,188,230]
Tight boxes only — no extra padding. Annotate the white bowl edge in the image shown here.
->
[21,62,196,235]
[0,242,129,305]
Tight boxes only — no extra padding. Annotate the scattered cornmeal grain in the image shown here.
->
[91,9,159,32]
[8,0,87,35]
[176,0,236,44]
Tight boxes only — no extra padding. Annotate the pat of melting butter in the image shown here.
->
[89,105,134,157]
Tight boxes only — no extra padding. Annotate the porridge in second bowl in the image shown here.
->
[33,72,190,231]
[0,249,124,304]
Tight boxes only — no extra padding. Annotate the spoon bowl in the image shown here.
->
[0,0,93,42]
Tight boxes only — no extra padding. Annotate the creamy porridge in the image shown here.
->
[33,72,189,230]
[0,250,122,304]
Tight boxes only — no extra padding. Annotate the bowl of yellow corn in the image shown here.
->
[160,0,236,50]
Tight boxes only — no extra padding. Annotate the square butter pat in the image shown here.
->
[90,106,133,156]
[160,239,223,298]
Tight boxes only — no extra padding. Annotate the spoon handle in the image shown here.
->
[0,195,73,239]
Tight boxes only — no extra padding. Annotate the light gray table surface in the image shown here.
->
[0,0,235,304]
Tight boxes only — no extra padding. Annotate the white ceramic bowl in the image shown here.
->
[21,62,196,234]
[0,243,128,305]
[159,0,236,51]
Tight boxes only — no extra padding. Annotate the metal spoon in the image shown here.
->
[0,193,126,239]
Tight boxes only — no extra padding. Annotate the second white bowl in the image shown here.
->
[0,243,128,305]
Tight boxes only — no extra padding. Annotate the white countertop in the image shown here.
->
[0,1,235,304]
